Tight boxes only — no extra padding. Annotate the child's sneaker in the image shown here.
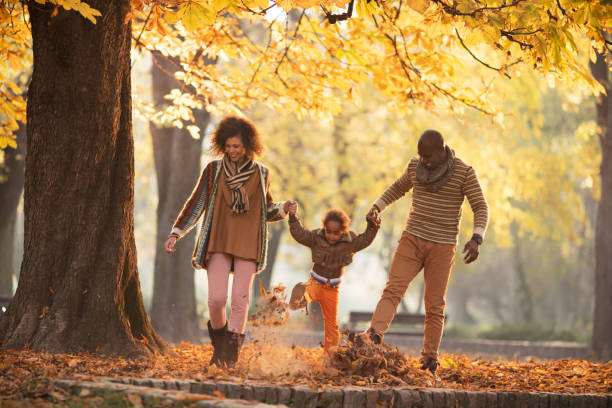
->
[289,282,309,310]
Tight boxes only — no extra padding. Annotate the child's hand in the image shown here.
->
[366,208,381,226]
[286,200,298,215]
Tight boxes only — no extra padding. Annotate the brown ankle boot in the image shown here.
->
[207,321,227,367]
[224,331,245,368]
[289,282,309,311]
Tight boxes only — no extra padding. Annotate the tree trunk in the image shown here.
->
[511,223,533,323]
[251,222,285,305]
[149,52,207,344]
[0,0,167,357]
[0,125,25,296]
[590,51,612,361]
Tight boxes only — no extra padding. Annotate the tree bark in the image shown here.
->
[511,223,533,323]
[590,51,612,361]
[149,52,207,344]
[0,0,167,357]
[0,125,25,296]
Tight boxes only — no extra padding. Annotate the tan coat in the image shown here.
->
[207,168,262,263]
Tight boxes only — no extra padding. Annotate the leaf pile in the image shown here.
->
[328,336,429,387]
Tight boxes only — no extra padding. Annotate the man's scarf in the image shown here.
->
[223,154,256,214]
[415,145,456,192]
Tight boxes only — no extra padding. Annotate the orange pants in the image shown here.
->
[371,232,456,359]
[304,278,340,351]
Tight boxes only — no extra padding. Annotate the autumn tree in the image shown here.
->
[590,49,612,360]
[0,0,167,356]
[149,52,210,343]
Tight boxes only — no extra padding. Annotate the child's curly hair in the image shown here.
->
[210,115,264,158]
[322,208,350,233]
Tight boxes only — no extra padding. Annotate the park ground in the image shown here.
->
[1,341,610,407]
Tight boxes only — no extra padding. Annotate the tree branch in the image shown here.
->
[556,0,567,17]
[274,10,305,76]
[322,0,354,24]
[431,0,526,17]
[455,29,511,78]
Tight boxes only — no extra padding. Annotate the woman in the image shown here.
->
[164,115,290,368]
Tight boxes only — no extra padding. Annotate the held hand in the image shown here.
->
[366,209,381,226]
[165,236,177,253]
[462,239,479,264]
[285,200,298,215]
[366,206,380,225]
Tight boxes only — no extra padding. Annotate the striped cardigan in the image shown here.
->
[170,159,287,272]
[374,156,489,245]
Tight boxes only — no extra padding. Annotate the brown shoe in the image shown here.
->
[420,356,439,375]
[353,328,383,346]
[289,282,309,310]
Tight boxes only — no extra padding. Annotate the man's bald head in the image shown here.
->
[418,130,444,151]
[417,130,446,169]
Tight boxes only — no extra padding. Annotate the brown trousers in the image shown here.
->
[371,231,456,359]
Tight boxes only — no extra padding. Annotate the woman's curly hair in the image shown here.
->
[322,208,350,233]
[210,115,264,158]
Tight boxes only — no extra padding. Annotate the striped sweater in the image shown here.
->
[374,156,489,245]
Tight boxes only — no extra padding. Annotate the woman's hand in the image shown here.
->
[285,200,298,215]
[165,236,177,253]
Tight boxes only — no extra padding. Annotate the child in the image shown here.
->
[286,203,380,351]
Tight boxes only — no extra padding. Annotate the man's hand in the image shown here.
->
[462,239,479,263]
[165,236,177,253]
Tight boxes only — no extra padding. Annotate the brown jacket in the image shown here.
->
[288,214,379,279]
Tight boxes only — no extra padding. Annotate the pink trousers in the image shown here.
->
[207,252,256,334]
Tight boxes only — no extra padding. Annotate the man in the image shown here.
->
[365,129,489,375]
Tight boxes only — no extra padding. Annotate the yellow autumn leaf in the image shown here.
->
[59,0,102,24]
[405,0,428,13]
[211,0,231,12]
[0,135,17,149]
[164,7,185,24]
[181,1,215,30]
[7,81,21,95]
[252,0,270,10]
[275,0,293,12]
[7,53,22,71]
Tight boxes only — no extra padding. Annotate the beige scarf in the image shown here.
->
[223,155,256,214]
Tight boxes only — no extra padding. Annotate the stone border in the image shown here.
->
[53,378,283,407]
[96,377,611,408]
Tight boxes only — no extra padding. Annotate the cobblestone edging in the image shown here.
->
[53,378,283,407]
[98,377,611,408]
